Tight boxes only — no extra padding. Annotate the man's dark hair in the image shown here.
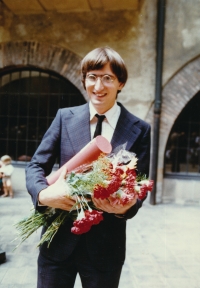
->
[81,47,128,90]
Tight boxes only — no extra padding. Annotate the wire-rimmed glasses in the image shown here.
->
[86,74,116,86]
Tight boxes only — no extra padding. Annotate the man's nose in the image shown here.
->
[94,77,104,90]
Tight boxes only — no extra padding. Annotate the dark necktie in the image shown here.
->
[93,114,106,138]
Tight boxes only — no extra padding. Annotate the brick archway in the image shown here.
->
[0,41,88,100]
[146,55,200,196]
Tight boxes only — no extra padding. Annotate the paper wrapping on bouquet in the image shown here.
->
[47,136,112,185]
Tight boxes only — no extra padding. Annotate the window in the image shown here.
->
[0,67,86,163]
[164,91,200,177]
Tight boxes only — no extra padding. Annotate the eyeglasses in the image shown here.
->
[86,74,116,86]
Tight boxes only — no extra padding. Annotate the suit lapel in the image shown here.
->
[64,102,142,156]
[65,103,91,154]
[111,104,141,152]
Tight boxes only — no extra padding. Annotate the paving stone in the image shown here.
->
[0,190,200,287]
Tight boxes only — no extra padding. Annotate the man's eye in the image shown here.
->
[103,75,112,82]
[87,75,96,81]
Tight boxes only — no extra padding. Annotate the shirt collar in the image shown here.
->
[89,101,120,129]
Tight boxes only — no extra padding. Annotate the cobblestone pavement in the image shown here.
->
[0,190,200,288]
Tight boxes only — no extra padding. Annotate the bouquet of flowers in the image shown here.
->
[14,149,153,249]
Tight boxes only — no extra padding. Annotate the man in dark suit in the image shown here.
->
[26,47,151,288]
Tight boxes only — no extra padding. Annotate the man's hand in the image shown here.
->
[92,195,138,215]
[38,168,76,211]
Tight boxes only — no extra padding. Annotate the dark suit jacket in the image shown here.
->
[26,102,151,271]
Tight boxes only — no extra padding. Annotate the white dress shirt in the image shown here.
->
[89,101,121,142]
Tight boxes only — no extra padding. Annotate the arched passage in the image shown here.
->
[146,55,200,198]
[0,41,88,163]
[0,67,86,162]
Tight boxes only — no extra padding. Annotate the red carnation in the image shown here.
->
[138,185,148,200]
[85,210,103,224]
[147,180,154,191]
[93,185,111,199]
[71,210,103,235]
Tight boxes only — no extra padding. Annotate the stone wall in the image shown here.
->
[163,0,200,84]
[0,0,156,119]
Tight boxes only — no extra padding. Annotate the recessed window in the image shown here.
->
[164,91,200,177]
[0,67,86,162]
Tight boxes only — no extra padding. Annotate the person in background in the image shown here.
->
[0,155,14,198]
[26,47,151,288]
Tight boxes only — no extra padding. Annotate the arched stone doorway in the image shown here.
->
[0,41,88,100]
[146,55,200,202]
[0,41,88,192]
[0,67,86,162]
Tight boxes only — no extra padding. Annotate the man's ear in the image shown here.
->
[118,82,125,91]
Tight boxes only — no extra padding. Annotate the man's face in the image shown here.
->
[85,63,124,114]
